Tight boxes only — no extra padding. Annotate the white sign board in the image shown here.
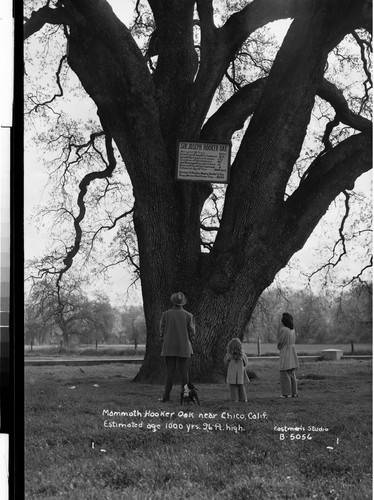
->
[176,141,231,183]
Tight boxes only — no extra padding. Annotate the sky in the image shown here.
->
[23,1,372,307]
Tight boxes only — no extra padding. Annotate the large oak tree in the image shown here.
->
[24,0,372,381]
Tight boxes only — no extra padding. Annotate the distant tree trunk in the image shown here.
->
[257,339,262,357]
[56,315,70,347]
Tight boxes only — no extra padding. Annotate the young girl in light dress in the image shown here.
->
[224,338,250,402]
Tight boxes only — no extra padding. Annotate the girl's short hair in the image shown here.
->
[282,313,294,329]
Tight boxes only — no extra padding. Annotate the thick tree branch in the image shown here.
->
[26,0,158,159]
[220,0,308,52]
[24,5,70,40]
[187,0,370,141]
[201,77,266,142]
[196,0,214,32]
[55,127,118,298]
[221,0,371,50]
[321,115,341,152]
[150,1,198,147]
[201,76,371,144]
[200,223,220,232]
[65,0,151,96]
[26,54,67,113]
[196,0,215,60]
[318,79,372,132]
[206,4,371,289]
[58,0,172,193]
[146,0,163,25]
[283,132,372,254]
[352,30,372,83]
[188,0,305,137]
[351,30,373,108]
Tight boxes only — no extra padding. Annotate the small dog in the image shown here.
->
[180,382,200,406]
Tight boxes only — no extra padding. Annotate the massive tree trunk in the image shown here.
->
[24,0,372,382]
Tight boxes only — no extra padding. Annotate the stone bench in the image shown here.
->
[321,349,343,361]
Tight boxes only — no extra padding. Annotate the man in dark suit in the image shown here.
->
[159,292,195,402]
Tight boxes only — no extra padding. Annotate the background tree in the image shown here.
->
[244,288,285,342]
[132,315,147,350]
[24,0,372,381]
[24,303,48,348]
[120,305,147,348]
[332,282,372,342]
[78,294,116,345]
[292,291,330,343]
[26,276,115,346]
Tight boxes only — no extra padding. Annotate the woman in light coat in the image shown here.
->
[277,312,299,398]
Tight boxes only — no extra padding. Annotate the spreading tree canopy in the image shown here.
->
[24,0,372,381]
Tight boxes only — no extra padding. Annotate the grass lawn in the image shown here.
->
[25,360,372,499]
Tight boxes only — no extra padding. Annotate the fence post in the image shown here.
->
[257,338,261,357]
[351,340,354,354]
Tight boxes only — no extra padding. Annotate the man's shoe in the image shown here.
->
[158,397,169,402]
